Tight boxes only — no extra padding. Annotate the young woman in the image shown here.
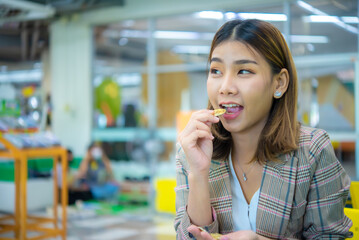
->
[174,19,352,240]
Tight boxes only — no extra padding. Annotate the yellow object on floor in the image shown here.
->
[155,178,176,214]
[344,208,359,238]
[350,181,359,209]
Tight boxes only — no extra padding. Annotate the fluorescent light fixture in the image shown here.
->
[297,1,322,15]
[290,35,329,44]
[117,73,141,86]
[341,16,359,24]
[194,11,223,20]
[154,31,200,40]
[304,15,340,23]
[171,45,211,54]
[119,29,213,40]
[193,11,287,21]
[0,69,42,83]
[297,0,358,34]
[304,15,359,24]
[225,12,237,20]
[155,31,213,40]
[238,13,287,21]
[120,30,150,38]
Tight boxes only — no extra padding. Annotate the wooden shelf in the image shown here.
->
[0,138,68,240]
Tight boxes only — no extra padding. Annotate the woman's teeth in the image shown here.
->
[220,104,242,114]
[221,104,239,108]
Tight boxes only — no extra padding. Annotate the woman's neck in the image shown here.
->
[231,128,262,164]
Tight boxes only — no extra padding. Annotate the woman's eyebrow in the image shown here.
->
[234,59,258,65]
[210,57,258,65]
[210,57,223,63]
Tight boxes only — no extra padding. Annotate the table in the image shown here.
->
[0,137,68,240]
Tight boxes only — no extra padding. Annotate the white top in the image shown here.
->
[229,154,259,231]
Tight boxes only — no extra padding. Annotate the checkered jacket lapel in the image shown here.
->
[256,153,299,238]
[202,153,299,237]
[208,159,234,234]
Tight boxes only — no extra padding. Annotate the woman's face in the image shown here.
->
[207,40,276,135]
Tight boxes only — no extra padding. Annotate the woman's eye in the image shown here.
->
[210,69,222,75]
[239,69,252,75]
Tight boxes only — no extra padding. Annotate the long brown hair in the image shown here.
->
[209,19,299,164]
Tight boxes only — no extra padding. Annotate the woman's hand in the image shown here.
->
[188,226,263,240]
[220,230,261,240]
[187,225,215,240]
[178,110,219,176]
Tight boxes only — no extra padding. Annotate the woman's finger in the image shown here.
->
[180,111,218,138]
[194,120,212,132]
[187,225,214,240]
[183,130,214,146]
[190,110,219,124]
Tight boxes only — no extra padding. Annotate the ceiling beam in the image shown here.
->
[0,0,55,24]
[77,0,297,25]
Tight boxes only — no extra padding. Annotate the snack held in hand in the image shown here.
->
[198,227,222,239]
[213,108,226,117]
[210,233,223,239]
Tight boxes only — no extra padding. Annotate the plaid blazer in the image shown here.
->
[174,126,352,239]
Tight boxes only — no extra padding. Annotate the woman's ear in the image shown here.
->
[273,68,289,99]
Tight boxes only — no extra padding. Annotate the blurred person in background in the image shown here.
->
[74,142,120,202]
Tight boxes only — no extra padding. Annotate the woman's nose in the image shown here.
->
[219,74,238,95]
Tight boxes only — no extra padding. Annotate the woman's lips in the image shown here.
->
[221,105,243,120]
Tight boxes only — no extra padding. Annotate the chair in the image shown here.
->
[155,177,176,214]
[344,208,359,238]
[350,181,359,209]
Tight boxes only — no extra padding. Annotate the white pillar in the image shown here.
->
[50,17,92,156]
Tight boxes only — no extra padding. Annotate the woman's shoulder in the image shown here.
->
[298,125,331,148]
[295,125,334,165]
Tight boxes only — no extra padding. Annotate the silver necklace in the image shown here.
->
[237,161,257,182]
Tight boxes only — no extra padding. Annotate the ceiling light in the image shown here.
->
[194,11,223,20]
[193,11,286,22]
[303,15,340,23]
[0,70,42,83]
[297,1,322,15]
[341,16,359,24]
[171,45,211,54]
[297,0,358,34]
[154,31,200,40]
[238,13,287,21]
[304,15,359,24]
[120,30,149,38]
[119,29,213,40]
[290,35,329,44]
[224,12,237,20]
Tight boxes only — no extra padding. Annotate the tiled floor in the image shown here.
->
[67,214,176,240]
[0,205,177,240]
